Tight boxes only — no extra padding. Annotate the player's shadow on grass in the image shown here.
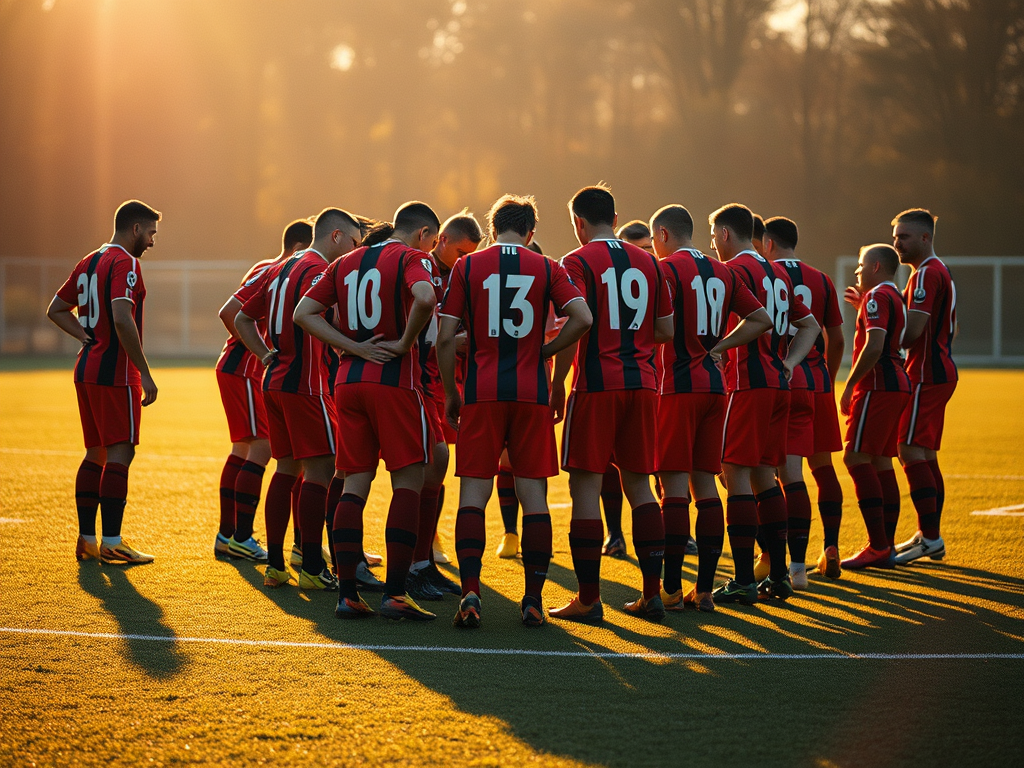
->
[77,564,186,680]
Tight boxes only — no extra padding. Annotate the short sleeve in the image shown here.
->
[304,260,339,308]
[233,265,270,304]
[655,263,673,319]
[660,262,675,304]
[438,259,467,320]
[908,267,941,315]
[821,274,843,328]
[56,263,82,306]
[240,273,270,320]
[404,251,434,292]
[730,274,763,318]
[549,262,584,311]
[109,255,141,304]
[560,255,588,301]
[862,289,890,331]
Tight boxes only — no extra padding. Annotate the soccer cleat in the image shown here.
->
[496,532,520,559]
[406,568,444,601]
[624,594,666,622]
[684,587,715,613]
[894,533,946,565]
[753,552,771,582]
[685,536,699,556]
[895,531,922,554]
[712,580,758,605]
[521,596,546,627]
[379,594,437,621]
[661,587,685,612]
[421,562,462,595]
[335,595,374,619]
[602,534,627,558]
[453,592,482,628]
[263,565,293,588]
[228,535,268,562]
[290,544,303,567]
[356,561,386,592]
[432,532,450,564]
[815,546,842,579]
[841,544,894,570]
[789,563,808,591]
[298,567,339,591]
[549,596,604,624]
[364,551,383,566]
[758,574,794,601]
[99,539,155,565]
[76,536,100,562]
[214,532,232,557]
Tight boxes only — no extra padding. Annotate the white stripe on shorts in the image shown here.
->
[853,391,872,453]
[127,387,135,442]
[319,395,336,455]
[906,383,922,444]
[245,378,257,437]
[561,393,576,467]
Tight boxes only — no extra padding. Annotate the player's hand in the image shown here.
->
[261,349,278,367]
[551,382,566,424]
[839,385,853,416]
[453,331,468,351]
[445,392,462,430]
[844,286,863,307]
[709,347,725,372]
[782,360,794,381]
[353,335,396,363]
[375,338,411,358]
[141,371,158,407]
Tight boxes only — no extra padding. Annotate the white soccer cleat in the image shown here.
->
[789,563,809,590]
[894,534,945,565]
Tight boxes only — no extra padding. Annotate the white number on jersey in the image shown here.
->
[790,284,812,336]
[761,276,790,336]
[690,274,727,337]
[76,273,100,329]
[344,268,383,331]
[266,276,291,336]
[601,266,649,331]
[482,273,536,338]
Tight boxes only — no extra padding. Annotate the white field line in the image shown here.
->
[0,518,28,524]
[1,627,1022,661]
[0,447,221,463]
[947,474,1024,481]
[972,504,1024,516]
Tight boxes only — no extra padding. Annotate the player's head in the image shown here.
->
[891,208,936,265]
[434,209,483,269]
[752,214,766,256]
[855,243,899,291]
[113,200,161,258]
[488,194,538,244]
[649,205,694,259]
[617,220,653,254]
[708,203,754,262]
[282,218,313,256]
[762,216,798,259]
[394,201,441,252]
[313,207,361,258]
[568,184,617,246]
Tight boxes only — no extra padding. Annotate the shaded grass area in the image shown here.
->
[1,368,1023,767]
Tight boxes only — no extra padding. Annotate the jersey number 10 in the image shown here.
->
[344,268,383,331]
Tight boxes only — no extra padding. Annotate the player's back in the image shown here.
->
[217,258,276,380]
[856,282,910,392]
[56,244,146,387]
[561,238,669,393]
[660,248,761,395]
[774,258,843,392]
[903,256,957,385]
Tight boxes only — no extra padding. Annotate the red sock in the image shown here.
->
[455,506,486,597]
[783,481,812,565]
[905,461,939,539]
[726,495,758,585]
[755,487,789,580]
[569,518,604,604]
[521,512,552,600]
[385,488,420,596]
[429,484,445,563]
[811,464,843,549]
[75,459,103,537]
[414,485,441,563]
[927,458,944,520]
[661,497,690,595]
[332,493,366,596]
[497,469,519,535]
[848,463,886,549]
[694,497,724,592]
[233,461,265,542]
[265,472,296,570]
[219,455,245,537]
[99,463,129,539]
[290,474,303,546]
[601,467,623,537]
[325,476,345,572]
[877,468,901,547]
[298,481,328,574]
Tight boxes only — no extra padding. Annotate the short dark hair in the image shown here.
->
[488,194,538,238]
[752,215,765,242]
[313,207,359,240]
[282,219,313,250]
[709,203,755,241]
[650,205,694,240]
[114,200,161,232]
[394,201,440,233]
[764,216,799,250]
[526,240,544,255]
[569,185,615,227]
[891,208,937,235]
[860,243,900,275]
[616,220,650,241]
[442,209,484,243]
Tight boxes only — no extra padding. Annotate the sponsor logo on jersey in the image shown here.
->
[126,271,137,288]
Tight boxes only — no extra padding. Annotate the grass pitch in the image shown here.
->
[1,366,1022,767]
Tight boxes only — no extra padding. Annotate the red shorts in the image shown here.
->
[264,389,336,461]
[812,390,843,454]
[846,389,910,457]
[657,392,726,474]
[786,390,815,458]
[75,382,141,448]
[334,382,431,473]
[899,381,956,450]
[431,389,458,445]
[217,371,269,443]
[722,388,790,468]
[562,389,658,474]
[456,401,558,479]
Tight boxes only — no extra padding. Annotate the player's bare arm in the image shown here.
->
[218,296,244,340]
[46,295,92,346]
[840,328,886,416]
[654,314,674,344]
[902,309,930,346]
[376,281,437,356]
[783,314,821,380]
[541,299,593,359]
[436,314,462,428]
[709,307,772,363]
[550,342,577,424]
[292,296,394,363]
[233,309,276,365]
[111,298,158,406]
[823,324,845,387]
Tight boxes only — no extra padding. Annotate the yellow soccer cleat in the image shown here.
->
[76,536,100,562]
[99,538,155,565]
[496,532,520,559]
[661,587,685,612]
[432,532,450,564]
[264,565,293,588]
[298,567,339,591]
[753,551,771,582]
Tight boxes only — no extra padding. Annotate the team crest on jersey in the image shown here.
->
[421,257,434,274]
[913,286,926,302]
[310,274,324,287]
[126,271,137,288]
[866,298,878,316]
[244,267,267,287]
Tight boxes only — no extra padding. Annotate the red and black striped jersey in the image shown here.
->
[561,238,672,393]
[55,244,146,387]
[216,258,276,380]
[416,252,445,399]
[854,282,910,393]
[903,256,958,385]
[723,250,811,392]
[240,249,331,396]
[439,243,583,405]
[660,249,763,395]
[304,240,434,391]
[774,259,844,393]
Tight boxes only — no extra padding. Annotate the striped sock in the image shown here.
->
[299,481,328,574]
[927,458,945,522]
[414,485,441,563]
[569,519,604,605]
[265,472,297,571]
[601,468,623,538]
[905,461,940,539]
[783,481,812,564]
[849,463,886,549]
[325,476,345,574]
[726,495,758,585]
[497,469,519,535]
[75,460,103,538]
[811,464,843,549]
[333,493,366,599]
[661,496,690,595]
[290,474,303,547]
[694,497,725,593]
[521,512,552,601]
[219,455,245,537]
[233,461,265,542]
[384,488,420,597]
[755,486,789,580]
[455,506,486,597]
[877,468,901,547]
[99,463,129,542]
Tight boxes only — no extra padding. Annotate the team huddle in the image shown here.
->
[47,189,957,626]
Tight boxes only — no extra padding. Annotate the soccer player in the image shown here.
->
[294,201,440,621]
[752,214,766,256]
[437,194,592,627]
[709,203,820,603]
[893,209,956,564]
[650,205,772,613]
[838,244,911,568]
[47,200,161,564]
[617,220,654,254]
[213,219,313,563]
[764,216,846,585]
[551,185,674,623]
[234,208,363,591]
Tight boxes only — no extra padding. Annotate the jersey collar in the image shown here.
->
[672,247,703,257]
[737,249,762,260]
[100,243,132,257]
